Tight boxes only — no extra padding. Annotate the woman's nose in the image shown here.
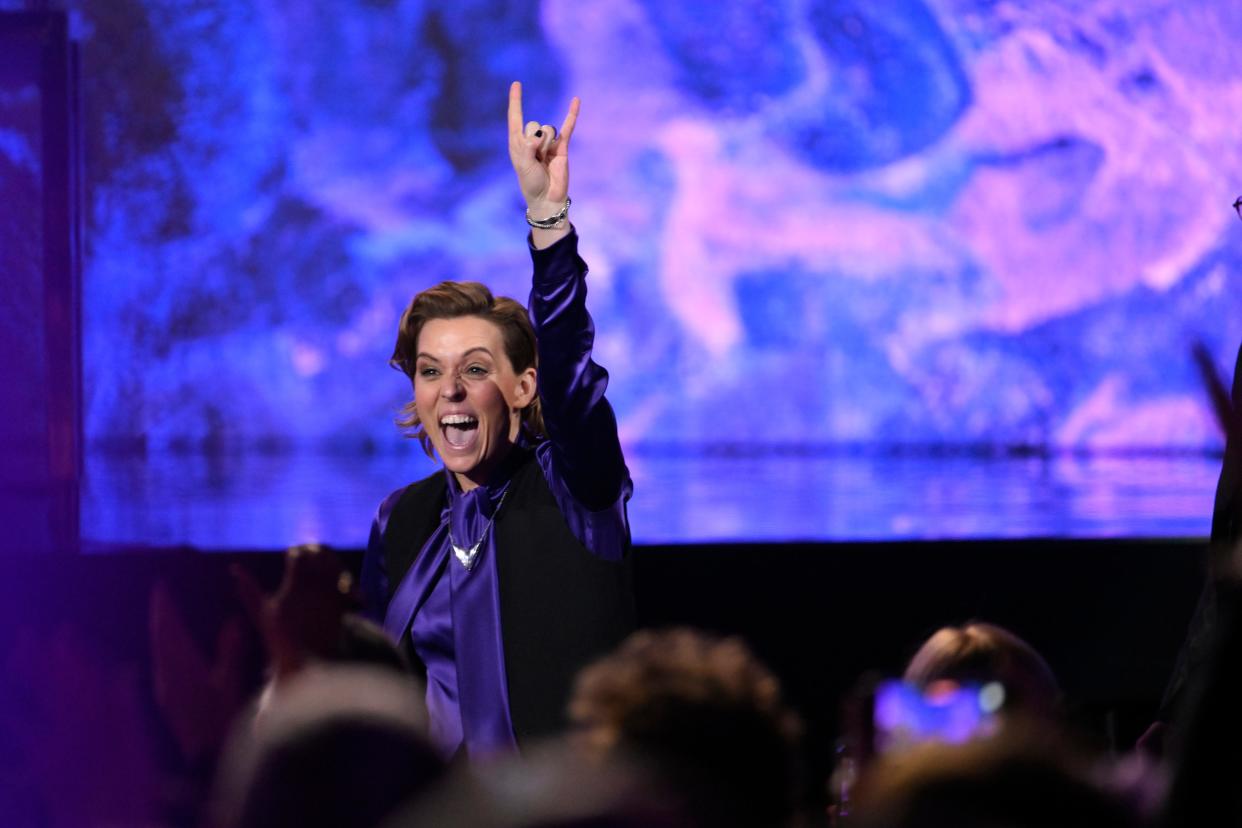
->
[440,371,466,400]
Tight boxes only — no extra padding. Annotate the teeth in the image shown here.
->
[440,414,478,427]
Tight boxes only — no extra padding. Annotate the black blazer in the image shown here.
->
[376,447,635,744]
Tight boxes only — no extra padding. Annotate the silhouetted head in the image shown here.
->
[568,627,802,828]
[904,622,1062,722]
[212,666,443,828]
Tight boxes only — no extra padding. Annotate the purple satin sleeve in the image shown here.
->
[536,440,630,562]
[361,486,407,623]
[527,229,633,548]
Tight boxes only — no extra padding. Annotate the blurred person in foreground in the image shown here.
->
[1152,341,1242,757]
[210,664,444,828]
[1144,282,1242,822]
[845,622,1168,826]
[382,743,687,828]
[1152,207,1242,759]
[830,622,1081,824]
[566,627,803,828]
[1159,537,1242,826]
[850,730,1143,828]
[903,621,1063,725]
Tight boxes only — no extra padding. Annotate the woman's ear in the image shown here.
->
[512,367,538,410]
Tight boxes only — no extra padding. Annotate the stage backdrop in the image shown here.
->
[11,0,1242,545]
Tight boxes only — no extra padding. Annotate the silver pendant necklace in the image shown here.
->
[450,486,510,571]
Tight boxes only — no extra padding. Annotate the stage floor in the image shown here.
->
[80,448,1222,550]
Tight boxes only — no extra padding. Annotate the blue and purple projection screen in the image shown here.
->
[65,1,1242,546]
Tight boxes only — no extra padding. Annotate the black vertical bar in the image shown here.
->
[38,11,80,554]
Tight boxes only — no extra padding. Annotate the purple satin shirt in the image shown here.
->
[364,228,631,759]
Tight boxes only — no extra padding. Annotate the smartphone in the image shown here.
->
[871,679,1004,755]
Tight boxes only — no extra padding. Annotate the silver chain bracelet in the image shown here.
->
[526,197,571,229]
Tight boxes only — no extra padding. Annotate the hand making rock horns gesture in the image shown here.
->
[508,80,579,247]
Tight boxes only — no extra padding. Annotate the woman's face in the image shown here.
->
[413,315,536,490]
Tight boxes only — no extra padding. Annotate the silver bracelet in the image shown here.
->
[526,197,571,229]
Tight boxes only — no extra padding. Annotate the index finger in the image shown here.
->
[508,81,524,140]
[558,96,581,146]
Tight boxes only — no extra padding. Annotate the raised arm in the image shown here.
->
[507,83,630,519]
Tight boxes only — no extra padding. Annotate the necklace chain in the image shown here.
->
[451,486,509,571]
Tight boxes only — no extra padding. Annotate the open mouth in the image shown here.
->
[440,414,479,450]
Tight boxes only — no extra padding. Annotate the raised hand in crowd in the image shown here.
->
[231,543,359,684]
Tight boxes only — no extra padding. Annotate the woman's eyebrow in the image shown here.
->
[416,347,494,362]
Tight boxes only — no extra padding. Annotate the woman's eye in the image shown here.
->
[465,365,489,377]
[418,366,440,378]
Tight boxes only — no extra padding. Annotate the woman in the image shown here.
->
[360,82,634,760]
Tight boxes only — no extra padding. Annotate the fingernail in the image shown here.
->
[534,129,543,138]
